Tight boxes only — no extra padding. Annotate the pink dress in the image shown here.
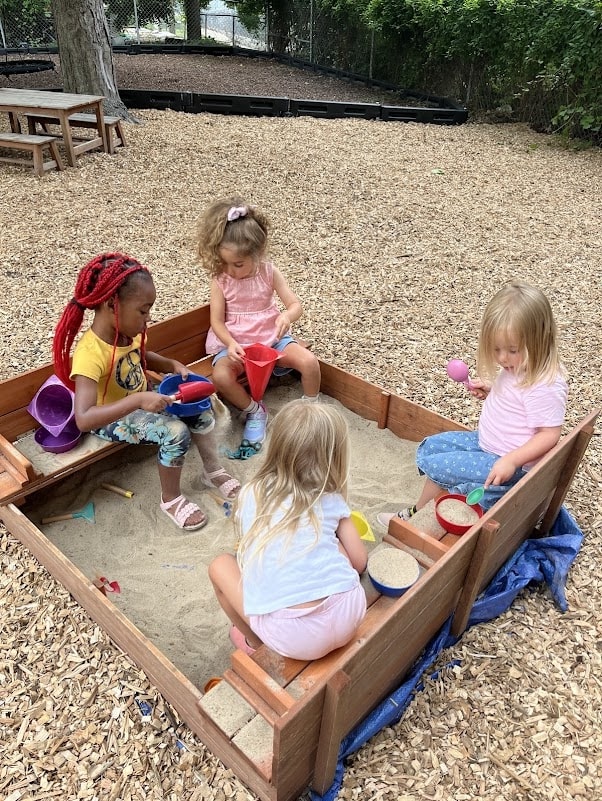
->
[205,261,282,354]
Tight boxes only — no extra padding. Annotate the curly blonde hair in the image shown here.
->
[235,400,350,570]
[195,196,271,277]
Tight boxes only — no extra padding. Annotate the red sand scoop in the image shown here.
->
[169,380,216,403]
[244,343,283,402]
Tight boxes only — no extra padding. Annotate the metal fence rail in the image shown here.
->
[0,0,564,129]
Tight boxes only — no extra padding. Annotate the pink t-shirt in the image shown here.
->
[478,369,568,467]
[205,261,281,354]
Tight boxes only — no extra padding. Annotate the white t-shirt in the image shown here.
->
[478,369,568,466]
[239,490,360,615]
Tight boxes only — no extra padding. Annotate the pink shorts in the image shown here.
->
[248,582,367,660]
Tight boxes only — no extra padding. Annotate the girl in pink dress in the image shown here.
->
[195,198,321,446]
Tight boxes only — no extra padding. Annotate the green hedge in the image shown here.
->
[319,0,601,139]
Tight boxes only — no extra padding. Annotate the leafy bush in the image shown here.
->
[317,0,602,140]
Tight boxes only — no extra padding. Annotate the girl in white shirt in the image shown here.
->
[209,400,367,659]
[379,282,568,527]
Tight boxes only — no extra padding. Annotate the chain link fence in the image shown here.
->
[0,2,264,50]
[0,0,571,129]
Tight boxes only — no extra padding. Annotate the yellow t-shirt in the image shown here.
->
[71,329,146,406]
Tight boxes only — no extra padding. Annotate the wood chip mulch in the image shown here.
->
[1,53,601,801]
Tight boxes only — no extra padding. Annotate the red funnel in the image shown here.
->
[244,343,282,401]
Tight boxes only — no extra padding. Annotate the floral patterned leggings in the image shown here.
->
[93,408,214,468]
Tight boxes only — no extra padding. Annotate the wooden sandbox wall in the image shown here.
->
[0,304,598,801]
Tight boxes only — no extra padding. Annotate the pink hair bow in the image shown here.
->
[227,206,248,222]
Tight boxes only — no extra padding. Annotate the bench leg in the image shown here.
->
[106,120,127,155]
[32,145,44,178]
[48,141,64,172]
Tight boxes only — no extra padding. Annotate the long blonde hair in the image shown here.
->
[477,282,562,387]
[236,400,350,568]
[195,196,270,277]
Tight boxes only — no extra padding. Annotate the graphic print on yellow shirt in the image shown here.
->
[71,329,146,405]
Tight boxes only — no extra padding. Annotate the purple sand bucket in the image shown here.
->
[27,375,76,438]
[35,421,82,454]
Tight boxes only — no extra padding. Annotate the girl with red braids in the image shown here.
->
[53,252,240,532]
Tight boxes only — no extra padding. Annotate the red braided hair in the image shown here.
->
[53,253,151,399]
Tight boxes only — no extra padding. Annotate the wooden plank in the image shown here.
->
[0,503,210,736]
[0,441,126,507]
[386,517,450,560]
[231,651,297,715]
[319,362,384,424]
[0,454,29,490]
[223,669,282,726]
[0,469,22,498]
[538,410,599,533]
[377,391,390,429]
[450,520,500,637]
[250,648,310,690]
[0,432,36,481]
[270,535,478,798]
[312,670,351,794]
[0,362,54,419]
[271,680,329,801]
[146,306,210,353]
[382,533,436,569]
[385,391,467,442]
[471,412,599,591]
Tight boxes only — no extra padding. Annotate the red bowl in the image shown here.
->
[435,493,483,536]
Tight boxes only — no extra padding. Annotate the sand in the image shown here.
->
[21,379,424,689]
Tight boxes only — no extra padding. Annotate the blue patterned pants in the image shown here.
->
[416,430,525,510]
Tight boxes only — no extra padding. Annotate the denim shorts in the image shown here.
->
[211,334,296,366]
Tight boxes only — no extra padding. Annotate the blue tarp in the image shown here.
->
[310,507,583,801]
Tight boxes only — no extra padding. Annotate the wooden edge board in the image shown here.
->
[230,651,297,715]
[222,668,283,727]
[0,503,207,729]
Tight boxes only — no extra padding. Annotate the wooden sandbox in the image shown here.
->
[0,304,598,801]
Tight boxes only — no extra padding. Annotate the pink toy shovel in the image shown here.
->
[244,343,283,401]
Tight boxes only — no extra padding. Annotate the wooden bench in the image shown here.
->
[0,132,63,177]
[26,111,127,155]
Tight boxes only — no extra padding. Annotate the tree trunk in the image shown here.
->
[50,0,137,120]
[184,0,202,43]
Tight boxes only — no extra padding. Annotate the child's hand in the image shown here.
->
[274,312,291,340]
[171,360,189,380]
[486,455,518,486]
[139,391,169,413]
[468,377,491,400]
[227,342,245,366]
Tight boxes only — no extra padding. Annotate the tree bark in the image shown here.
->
[184,0,202,43]
[50,0,137,120]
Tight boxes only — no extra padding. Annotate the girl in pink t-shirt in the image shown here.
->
[379,282,568,526]
[195,198,321,449]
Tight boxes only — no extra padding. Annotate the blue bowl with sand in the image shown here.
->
[367,547,420,597]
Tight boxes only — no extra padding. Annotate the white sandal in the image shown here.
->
[201,467,241,500]
[160,495,207,531]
